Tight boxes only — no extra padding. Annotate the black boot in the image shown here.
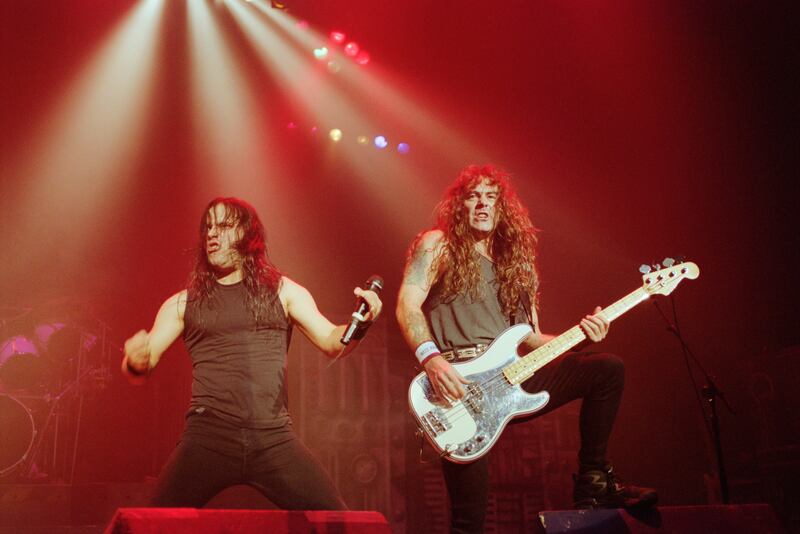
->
[573,464,658,510]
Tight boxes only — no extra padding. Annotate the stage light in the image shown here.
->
[330,31,346,43]
[355,51,370,66]
[227,0,477,237]
[9,0,166,263]
[397,142,410,154]
[287,121,298,129]
[329,128,343,142]
[313,46,328,60]
[356,135,369,145]
[327,61,341,74]
[344,42,360,57]
[189,0,289,206]
[374,135,387,149]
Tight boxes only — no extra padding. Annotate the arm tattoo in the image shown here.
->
[405,242,435,290]
[403,309,433,348]
[398,234,442,349]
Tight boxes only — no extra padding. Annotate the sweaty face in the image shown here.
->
[463,179,500,236]
[205,204,243,273]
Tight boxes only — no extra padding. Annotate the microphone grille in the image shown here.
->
[366,275,384,292]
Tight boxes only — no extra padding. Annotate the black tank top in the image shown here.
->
[424,255,527,350]
[183,281,291,428]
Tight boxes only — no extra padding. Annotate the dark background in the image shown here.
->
[1,1,798,531]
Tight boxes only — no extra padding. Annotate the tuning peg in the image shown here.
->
[662,257,675,267]
[639,264,652,274]
[651,262,661,271]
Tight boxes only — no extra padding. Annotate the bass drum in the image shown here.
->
[0,394,35,477]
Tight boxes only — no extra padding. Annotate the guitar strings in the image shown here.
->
[427,292,651,431]
[425,328,590,431]
[429,291,645,428]
[422,275,682,442]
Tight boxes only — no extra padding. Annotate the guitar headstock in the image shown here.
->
[642,260,700,296]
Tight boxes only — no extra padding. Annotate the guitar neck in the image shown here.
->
[503,287,651,385]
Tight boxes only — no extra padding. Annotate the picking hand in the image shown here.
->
[424,355,470,404]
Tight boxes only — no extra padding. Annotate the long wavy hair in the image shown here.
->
[429,164,539,316]
[188,197,283,324]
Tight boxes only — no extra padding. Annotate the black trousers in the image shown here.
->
[441,351,625,534]
[151,408,347,510]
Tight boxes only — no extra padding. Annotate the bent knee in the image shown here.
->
[593,352,625,382]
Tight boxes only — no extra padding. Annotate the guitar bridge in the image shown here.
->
[421,410,447,437]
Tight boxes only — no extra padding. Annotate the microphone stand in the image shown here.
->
[652,296,735,504]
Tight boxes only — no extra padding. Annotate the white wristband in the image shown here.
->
[415,341,440,365]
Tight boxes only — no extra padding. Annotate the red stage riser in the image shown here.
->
[104,508,392,534]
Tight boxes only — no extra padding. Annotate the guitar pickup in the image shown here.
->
[464,384,484,414]
[466,383,484,399]
[464,397,481,414]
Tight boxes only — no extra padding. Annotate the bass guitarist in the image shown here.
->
[396,164,656,534]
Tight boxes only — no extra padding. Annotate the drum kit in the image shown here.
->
[0,300,113,482]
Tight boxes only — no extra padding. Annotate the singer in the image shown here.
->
[122,197,381,509]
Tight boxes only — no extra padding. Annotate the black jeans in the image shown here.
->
[441,351,625,534]
[151,408,347,510]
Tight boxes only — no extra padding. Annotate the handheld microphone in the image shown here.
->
[340,275,383,345]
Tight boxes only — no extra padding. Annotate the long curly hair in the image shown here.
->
[431,164,539,316]
[188,197,283,324]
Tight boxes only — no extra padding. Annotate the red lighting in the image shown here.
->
[330,31,346,44]
[344,42,360,57]
[355,51,370,66]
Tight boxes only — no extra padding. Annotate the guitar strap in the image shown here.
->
[515,291,535,330]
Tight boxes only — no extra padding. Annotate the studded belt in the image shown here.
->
[440,344,488,363]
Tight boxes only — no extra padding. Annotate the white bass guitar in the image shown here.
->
[408,261,700,463]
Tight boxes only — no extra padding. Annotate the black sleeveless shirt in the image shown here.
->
[183,281,292,428]
[424,255,528,350]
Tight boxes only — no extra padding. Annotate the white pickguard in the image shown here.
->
[408,324,550,463]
